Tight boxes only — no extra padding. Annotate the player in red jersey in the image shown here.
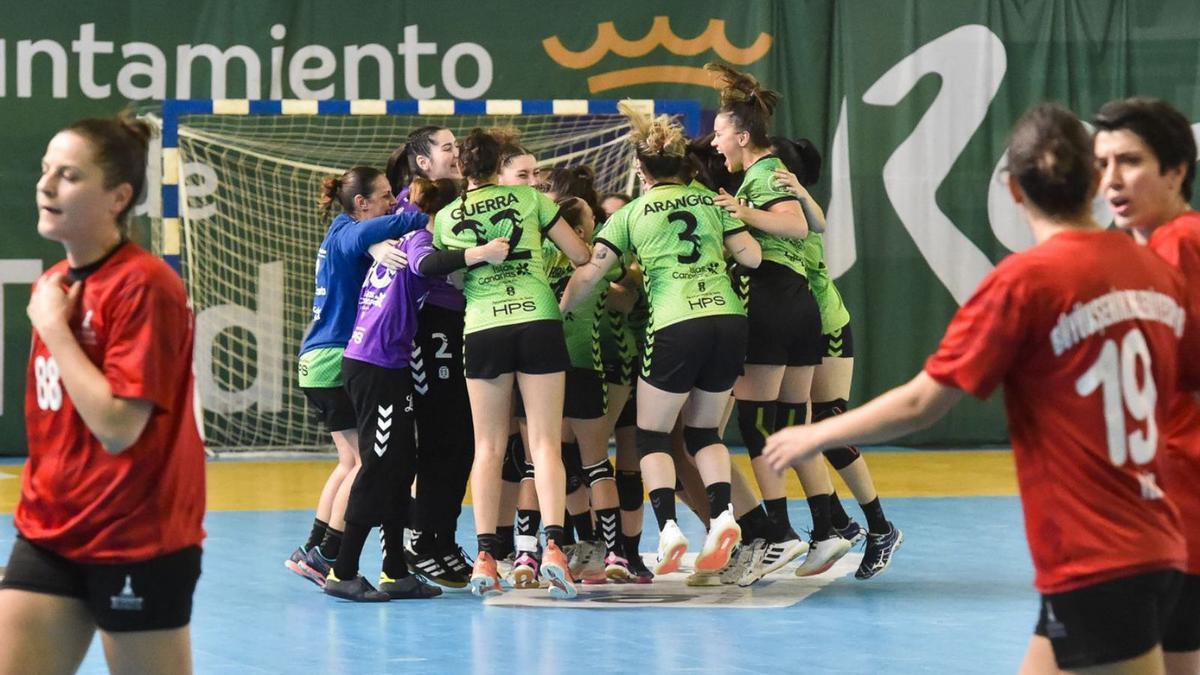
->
[1095,96,1200,675]
[0,114,205,675]
[764,103,1199,674]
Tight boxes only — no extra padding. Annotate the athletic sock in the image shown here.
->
[332,522,369,580]
[764,497,793,532]
[304,518,328,551]
[829,490,852,530]
[736,505,771,542]
[570,511,595,542]
[476,533,501,558]
[558,510,577,545]
[705,482,732,518]
[318,527,343,561]
[380,519,410,579]
[596,508,621,554]
[411,527,437,556]
[860,497,890,535]
[544,525,568,549]
[648,487,678,530]
[623,531,643,559]
[495,525,516,559]
[807,494,832,540]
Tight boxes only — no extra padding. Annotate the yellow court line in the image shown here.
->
[0,451,1016,515]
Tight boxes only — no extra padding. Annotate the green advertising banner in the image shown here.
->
[2,1,1198,453]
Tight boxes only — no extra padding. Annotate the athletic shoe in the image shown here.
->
[602,551,634,583]
[834,519,868,548]
[625,549,655,584]
[443,546,474,580]
[723,539,763,585]
[577,541,607,584]
[378,573,443,599]
[497,550,517,578]
[409,553,468,590]
[324,572,390,602]
[468,551,503,597]
[540,541,577,599]
[685,570,722,587]
[856,524,903,580]
[695,507,741,572]
[509,552,541,589]
[793,533,852,577]
[285,547,314,585]
[741,536,809,586]
[654,520,689,575]
[296,547,334,588]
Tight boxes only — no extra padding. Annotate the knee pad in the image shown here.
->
[775,402,809,431]
[636,427,672,459]
[823,446,861,470]
[615,470,644,511]
[501,434,524,483]
[812,399,848,423]
[583,458,616,487]
[735,400,777,459]
[563,442,585,493]
[682,426,722,457]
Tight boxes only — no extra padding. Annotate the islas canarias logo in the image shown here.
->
[543,16,771,93]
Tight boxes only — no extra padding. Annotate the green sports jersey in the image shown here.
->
[595,183,746,331]
[801,232,851,334]
[434,184,563,334]
[736,155,807,276]
[546,247,621,370]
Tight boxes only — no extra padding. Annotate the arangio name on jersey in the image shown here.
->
[643,193,714,214]
[450,192,519,220]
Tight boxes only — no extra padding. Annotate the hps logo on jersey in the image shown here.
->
[542,16,771,93]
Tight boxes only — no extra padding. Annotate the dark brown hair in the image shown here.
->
[319,166,384,220]
[538,165,600,216]
[770,136,823,186]
[557,196,592,233]
[64,112,152,225]
[408,177,460,216]
[686,133,740,193]
[1007,103,1095,219]
[1094,97,1197,201]
[705,62,780,149]
[386,125,449,193]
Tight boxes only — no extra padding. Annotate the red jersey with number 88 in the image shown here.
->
[925,228,1198,594]
[18,242,206,564]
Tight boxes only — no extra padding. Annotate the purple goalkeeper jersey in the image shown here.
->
[343,228,437,369]
[393,186,466,311]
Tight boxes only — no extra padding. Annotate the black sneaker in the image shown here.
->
[324,573,390,602]
[834,519,868,548]
[442,546,474,580]
[856,524,903,580]
[624,544,654,584]
[409,553,468,589]
[378,573,443,599]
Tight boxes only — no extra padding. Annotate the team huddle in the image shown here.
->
[3,59,1199,674]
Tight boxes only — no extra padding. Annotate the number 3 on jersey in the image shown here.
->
[1074,328,1156,466]
[34,355,63,412]
[668,211,701,264]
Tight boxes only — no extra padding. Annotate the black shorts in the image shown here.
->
[1034,569,1183,669]
[464,320,570,379]
[302,385,357,433]
[1164,573,1200,652]
[615,390,636,428]
[642,315,747,394]
[0,536,201,633]
[565,368,607,420]
[821,324,854,359]
[342,357,418,525]
[736,262,824,367]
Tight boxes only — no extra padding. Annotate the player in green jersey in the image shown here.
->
[433,128,590,600]
[561,102,762,576]
[707,62,851,578]
[772,139,903,581]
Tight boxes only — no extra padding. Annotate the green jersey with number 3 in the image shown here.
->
[595,183,746,331]
[736,155,807,275]
[434,184,563,334]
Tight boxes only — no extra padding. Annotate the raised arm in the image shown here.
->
[773,169,826,234]
[546,217,591,266]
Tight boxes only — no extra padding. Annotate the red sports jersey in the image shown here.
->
[1148,210,1200,574]
[925,228,1200,594]
[17,242,206,564]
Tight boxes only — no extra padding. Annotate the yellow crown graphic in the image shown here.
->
[543,16,772,93]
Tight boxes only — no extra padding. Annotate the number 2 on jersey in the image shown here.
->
[1074,328,1157,466]
[668,211,701,264]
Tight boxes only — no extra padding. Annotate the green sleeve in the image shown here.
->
[536,190,564,234]
[739,159,801,210]
[720,207,748,237]
[594,204,631,254]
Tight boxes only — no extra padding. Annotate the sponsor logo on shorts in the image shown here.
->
[110,575,144,611]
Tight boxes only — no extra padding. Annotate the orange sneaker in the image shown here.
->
[695,507,742,572]
[468,551,503,598]
[540,541,578,599]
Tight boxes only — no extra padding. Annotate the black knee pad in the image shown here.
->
[823,446,861,470]
[583,458,615,487]
[635,427,672,459]
[775,401,809,431]
[501,433,524,483]
[682,426,722,457]
[736,400,776,459]
[616,470,644,511]
[812,399,848,423]
[563,442,585,493]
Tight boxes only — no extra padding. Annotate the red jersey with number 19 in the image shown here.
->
[925,228,1200,594]
[18,242,206,564]
[1148,210,1200,575]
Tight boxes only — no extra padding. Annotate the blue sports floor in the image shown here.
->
[0,453,1036,674]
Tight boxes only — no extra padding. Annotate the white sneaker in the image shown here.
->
[686,570,722,587]
[740,537,809,586]
[721,539,762,585]
[695,507,741,572]
[654,520,689,575]
[793,534,852,577]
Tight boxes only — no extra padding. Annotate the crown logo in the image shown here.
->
[543,17,772,93]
